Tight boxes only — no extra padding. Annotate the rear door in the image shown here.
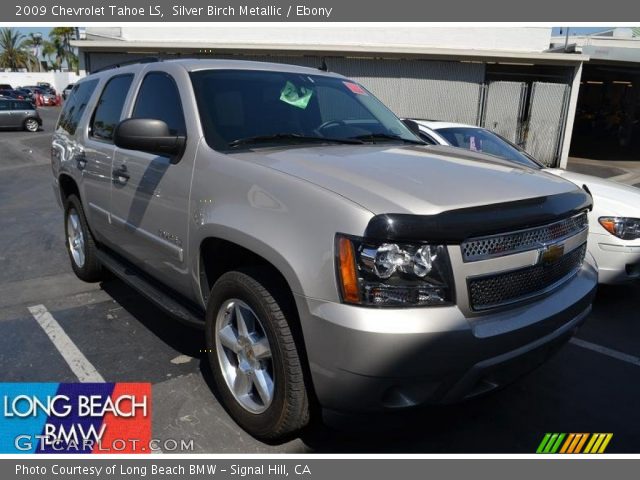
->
[10,101,32,127]
[81,74,135,242]
[109,66,195,294]
[0,101,13,127]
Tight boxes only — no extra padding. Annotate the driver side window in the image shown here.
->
[132,72,186,136]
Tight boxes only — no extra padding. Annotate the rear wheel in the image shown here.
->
[24,118,39,132]
[205,270,309,440]
[64,195,103,282]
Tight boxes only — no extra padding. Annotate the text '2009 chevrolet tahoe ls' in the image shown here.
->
[51,59,597,440]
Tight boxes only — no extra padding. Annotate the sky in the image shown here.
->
[16,27,52,39]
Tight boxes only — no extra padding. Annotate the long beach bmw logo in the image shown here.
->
[538,242,565,265]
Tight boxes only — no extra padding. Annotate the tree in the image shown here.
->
[0,28,35,71]
[48,27,78,72]
[22,33,44,72]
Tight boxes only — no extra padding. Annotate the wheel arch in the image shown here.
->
[58,173,80,205]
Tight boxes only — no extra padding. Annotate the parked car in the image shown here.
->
[37,82,56,95]
[62,83,74,100]
[14,88,34,101]
[405,119,640,284]
[52,60,596,440]
[22,86,57,106]
[0,84,13,90]
[0,89,25,100]
[0,99,42,132]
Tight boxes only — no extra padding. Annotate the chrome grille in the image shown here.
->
[468,243,587,311]
[461,212,588,262]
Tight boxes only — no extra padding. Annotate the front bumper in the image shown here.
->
[295,259,597,413]
[589,233,640,284]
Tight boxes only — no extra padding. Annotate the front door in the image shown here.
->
[109,70,193,293]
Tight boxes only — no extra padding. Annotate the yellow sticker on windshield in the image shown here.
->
[280,81,314,109]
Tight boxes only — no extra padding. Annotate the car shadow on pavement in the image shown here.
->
[99,279,205,359]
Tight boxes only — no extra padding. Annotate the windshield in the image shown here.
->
[436,127,543,169]
[190,69,421,151]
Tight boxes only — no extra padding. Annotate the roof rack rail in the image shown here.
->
[92,57,161,74]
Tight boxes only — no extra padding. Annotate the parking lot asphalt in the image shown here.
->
[1,106,639,453]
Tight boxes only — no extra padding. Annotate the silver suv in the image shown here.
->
[51,59,597,440]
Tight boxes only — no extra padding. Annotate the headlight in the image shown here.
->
[336,234,454,307]
[599,217,640,240]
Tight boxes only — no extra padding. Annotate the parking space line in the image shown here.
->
[28,304,105,382]
[570,337,640,367]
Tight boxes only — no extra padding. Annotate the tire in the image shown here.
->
[24,118,39,132]
[205,270,309,441]
[64,194,103,282]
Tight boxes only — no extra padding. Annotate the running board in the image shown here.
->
[96,250,205,330]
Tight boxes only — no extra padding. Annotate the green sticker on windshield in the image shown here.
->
[279,81,314,109]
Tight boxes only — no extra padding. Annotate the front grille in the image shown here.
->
[468,243,587,311]
[461,213,588,262]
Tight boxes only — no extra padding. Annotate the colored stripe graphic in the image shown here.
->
[538,433,613,454]
[0,383,152,454]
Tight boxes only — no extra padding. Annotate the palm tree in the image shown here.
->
[48,27,78,72]
[0,28,34,71]
[22,32,44,71]
[42,38,64,71]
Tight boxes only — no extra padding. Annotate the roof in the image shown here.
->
[71,40,589,65]
[87,57,342,78]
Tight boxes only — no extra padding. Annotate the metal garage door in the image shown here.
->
[326,58,485,124]
[481,81,527,144]
[525,82,570,166]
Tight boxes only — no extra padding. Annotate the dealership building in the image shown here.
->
[72,26,591,167]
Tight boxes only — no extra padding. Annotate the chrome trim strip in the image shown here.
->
[461,212,588,263]
[110,213,184,262]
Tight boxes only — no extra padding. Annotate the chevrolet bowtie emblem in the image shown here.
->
[539,243,565,265]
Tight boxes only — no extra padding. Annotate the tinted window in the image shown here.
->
[132,72,186,136]
[190,69,419,151]
[90,75,133,142]
[437,127,543,169]
[57,79,99,135]
[0,101,9,111]
[11,101,33,110]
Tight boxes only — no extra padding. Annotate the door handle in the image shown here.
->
[112,164,130,185]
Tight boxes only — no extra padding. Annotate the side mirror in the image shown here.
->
[113,118,186,163]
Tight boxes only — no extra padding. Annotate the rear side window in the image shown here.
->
[57,79,98,135]
[0,102,9,111]
[11,101,33,110]
[90,74,134,142]
[131,72,186,136]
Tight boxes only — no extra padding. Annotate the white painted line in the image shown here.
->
[28,304,105,382]
[570,337,640,368]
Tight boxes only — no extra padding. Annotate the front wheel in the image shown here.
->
[205,270,309,441]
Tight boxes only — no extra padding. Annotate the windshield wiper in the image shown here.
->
[228,133,363,148]
[350,133,426,145]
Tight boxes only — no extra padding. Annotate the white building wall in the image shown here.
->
[113,26,552,53]
[0,71,83,92]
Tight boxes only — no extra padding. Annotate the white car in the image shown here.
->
[405,119,640,284]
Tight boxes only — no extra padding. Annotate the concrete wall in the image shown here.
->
[0,71,83,92]
[97,26,553,53]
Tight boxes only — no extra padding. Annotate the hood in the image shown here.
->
[547,168,640,217]
[232,144,581,215]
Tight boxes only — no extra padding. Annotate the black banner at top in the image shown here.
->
[7,0,640,22]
